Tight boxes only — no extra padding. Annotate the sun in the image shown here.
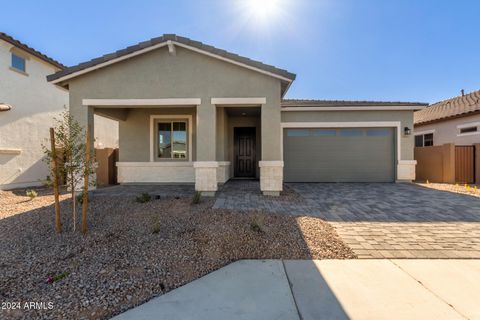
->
[236,0,287,26]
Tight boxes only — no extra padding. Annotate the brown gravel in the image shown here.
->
[416,182,480,198]
[0,188,355,320]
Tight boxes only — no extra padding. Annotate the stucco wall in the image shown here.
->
[414,114,480,146]
[282,110,415,160]
[0,39,68,189]
[66,46,283,162]
[118,107,196,162]
[0,39,118,189]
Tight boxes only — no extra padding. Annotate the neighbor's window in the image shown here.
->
[157,121,187,159]
[11,53,26,72]
[460,126,477,134]
[415,133,433,147]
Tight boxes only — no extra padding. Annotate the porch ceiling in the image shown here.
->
[226,107,261,117]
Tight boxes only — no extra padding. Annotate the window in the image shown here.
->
[460,126,477,134]
[339,129,363,137]
[415,133,434,147]
[424,133,433,146]
[157,121,187,159]
[11,53,26,72]
[286,129,309,137]
[311,129,337,137]
[366,128,391,137]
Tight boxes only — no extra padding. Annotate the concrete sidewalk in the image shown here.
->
[113,259,480,320]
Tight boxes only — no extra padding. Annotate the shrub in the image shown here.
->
[46,272,69,284]
[192,191,202,204]
[250,214,265,233]
[136,192,151,203]
[26,189,38,199]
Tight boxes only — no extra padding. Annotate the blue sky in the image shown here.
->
[2,0,479,103]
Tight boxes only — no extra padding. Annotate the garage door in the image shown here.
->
[284,127,395,182]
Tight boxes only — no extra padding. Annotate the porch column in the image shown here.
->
[195,102,217,196]
[260,98,283,196]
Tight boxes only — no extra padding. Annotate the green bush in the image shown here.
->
[26,189,38,199]
[76,192,89,204]
[136,192,152,203]
[250,215,265,233]
[192,191,202,204]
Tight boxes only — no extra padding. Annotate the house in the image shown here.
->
[46,34,426,196]
[414,89,480,184]
[0,32,118,190]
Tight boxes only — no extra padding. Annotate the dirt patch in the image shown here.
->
[0,189,354,320]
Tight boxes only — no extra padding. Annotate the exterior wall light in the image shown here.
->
[404,127,411,136]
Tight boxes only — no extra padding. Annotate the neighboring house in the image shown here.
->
[46,34,426,196]
[413,90,480,184]
[414,89,480,147]
[0,32,118,190]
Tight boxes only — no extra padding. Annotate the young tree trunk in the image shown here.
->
[50,128,62,233]
[81,126,91,234]
[71,176,76,232]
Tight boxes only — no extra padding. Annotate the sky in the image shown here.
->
[2,0,479,103]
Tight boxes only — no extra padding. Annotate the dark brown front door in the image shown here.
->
[234,127,256,177]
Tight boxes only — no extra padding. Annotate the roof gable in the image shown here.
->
[47,34,295,94]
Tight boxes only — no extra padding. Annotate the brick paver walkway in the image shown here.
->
[214,181,480,258]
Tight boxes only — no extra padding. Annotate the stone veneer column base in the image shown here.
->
[259,161,283,196]
[396,160,417,182]
[194,161,219,196]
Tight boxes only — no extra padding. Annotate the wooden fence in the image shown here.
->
[455,146,475,184]
[414,143,479,184]
[95,148,119,187]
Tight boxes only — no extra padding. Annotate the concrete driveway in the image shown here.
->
[214,181,480,258]
[113,259,480,320]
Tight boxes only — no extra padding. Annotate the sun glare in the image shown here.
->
[237,0,287,27]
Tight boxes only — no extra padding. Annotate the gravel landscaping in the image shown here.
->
[0,187,354,320]
[416,182,480,198]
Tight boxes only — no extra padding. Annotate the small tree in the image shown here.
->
[43,110,93,232]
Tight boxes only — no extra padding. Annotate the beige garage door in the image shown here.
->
[283,127,395,182]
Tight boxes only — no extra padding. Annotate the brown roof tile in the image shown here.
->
[414,90,480,125]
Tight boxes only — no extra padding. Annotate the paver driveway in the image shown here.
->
[214,181,480,258]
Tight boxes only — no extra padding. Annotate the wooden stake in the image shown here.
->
[81,125,91,234]
[50,128,62,233]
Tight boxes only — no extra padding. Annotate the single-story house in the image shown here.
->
[414,89,480,184]
[414,89,480,147]
[47,34,427,195]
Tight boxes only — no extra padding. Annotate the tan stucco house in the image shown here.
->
[47,34,426,195]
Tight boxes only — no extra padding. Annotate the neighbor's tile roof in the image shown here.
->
[0,32,65,69]
[47,34,296,83]
[282,99,428,107]
[414,90,480,125]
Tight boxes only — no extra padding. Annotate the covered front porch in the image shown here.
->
[87,98,283,196]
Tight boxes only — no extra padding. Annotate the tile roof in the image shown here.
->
[282,99,428,107]
[47,34,296,84]
[0,32,65,69]
[414,90,480,125]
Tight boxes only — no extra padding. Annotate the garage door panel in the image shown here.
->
[284,127,395,182]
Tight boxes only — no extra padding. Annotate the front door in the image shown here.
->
[234,127,256,177]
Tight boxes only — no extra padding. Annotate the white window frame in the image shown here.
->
[457,122,480,136]
[414,129,435,147]
[150,115,193,162]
